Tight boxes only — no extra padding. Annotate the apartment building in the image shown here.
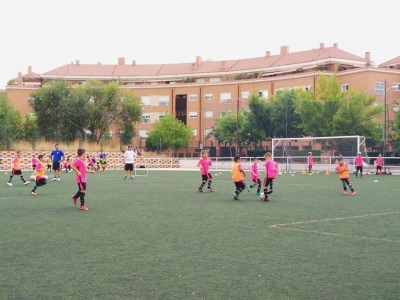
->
[5,43,400,156]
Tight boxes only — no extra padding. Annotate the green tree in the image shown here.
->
[0,94,23,150]
[295,74,344,136]
[269,90,303,138]
[247,93,272,146]
[332,91,381,144]
[29,80,73,142]
[21,113,39,150]
[85,80,142,144]
[145,114,193,155]
[391,111,400,156]
[208,110,259,155]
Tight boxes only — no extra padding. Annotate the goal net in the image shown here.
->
[271,135,369,172]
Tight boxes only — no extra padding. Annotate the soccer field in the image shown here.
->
[1,170,399,300]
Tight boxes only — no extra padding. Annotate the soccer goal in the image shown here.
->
[271,135,369,172]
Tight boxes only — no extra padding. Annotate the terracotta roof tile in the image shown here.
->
[42,45,370,78]
[379,56,400,67]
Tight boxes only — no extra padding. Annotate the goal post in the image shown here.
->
[271,135,369,172]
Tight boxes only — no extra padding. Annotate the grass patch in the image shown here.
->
[1,170,400,299]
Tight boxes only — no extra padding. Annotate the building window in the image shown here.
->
[341,84,349,92]
[205,128,212,136]
[258,90,268,98]
[192,129,197,136]
[141,96,151,106]
[139,130,149,139]
[189,111,198,118]
[197,78,205,83]
[109,130,113,137]
[220,110,231,117]
[189,94,198,101]
[141,113,151,124]
[220,92,231,104]
[159,95,169,106]
[241,91,250,99]
[205,93,213,101]
[209,77,220,82]
[205,111,213,118]
[159,112,166,121]
[374,82,385,95]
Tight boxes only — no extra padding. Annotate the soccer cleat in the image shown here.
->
[198,188,203,193]
[24,181,31,186]
[7,182,12,186]
[344,190,348,195]
[31,191,37,195]
[351,191,357,196]
[207,188,214,192]
[57,178,60,181]
[266,190,273,194]
[256,192,260,195]
[52,178,57,181]
[130,176,134,180]
[233,193,239,200]
[247,186,251,192]
[124,176,127,180]
[80,205,89,211]
[71,195,77,205]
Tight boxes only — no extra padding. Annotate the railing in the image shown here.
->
[1,154,399,174]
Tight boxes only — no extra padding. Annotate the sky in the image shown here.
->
[0,0,398,89]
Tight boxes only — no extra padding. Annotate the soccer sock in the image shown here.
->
[342,181,347,190]
[268,182,274,194]
[20,175,26,183]
[32,185,38,192]
[80,192,86,206]
[348,183,354,191]
[8,176,12,183]
[199,182,205,190]
[207,180,212,189]
[235,188,243,195]
[74,191,81,199]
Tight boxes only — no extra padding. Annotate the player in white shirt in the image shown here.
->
[124,145,138,180]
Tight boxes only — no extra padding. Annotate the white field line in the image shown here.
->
[270,211,400,243]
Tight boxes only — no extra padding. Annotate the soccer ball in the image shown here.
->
[260,192,265,200]
[30,175,36,180]
[44,175,48,180]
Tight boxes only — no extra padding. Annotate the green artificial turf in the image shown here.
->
[0,170,399,300]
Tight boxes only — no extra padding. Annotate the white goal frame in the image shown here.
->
[272,135,366,158]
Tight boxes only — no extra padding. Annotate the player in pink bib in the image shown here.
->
[197,150,213,192]
[307,152,313,175]
[247,158,262,195]
[376,153,383,174]
[354,152,363,178]
[260,152,279,201]
[71,148,95,211]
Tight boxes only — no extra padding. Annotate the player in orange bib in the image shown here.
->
[30,154,47,195]
[335,158,356,196]
[7,151,30,187]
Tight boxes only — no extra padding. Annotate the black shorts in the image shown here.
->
[356,166,363,172]
[32,165,36,170]
[377,166,382,171]
[125,163,134,171]
[77,182,87,191]
[202,173,212,181]
[253,178,261,185]
[234,181,246,190]
[36,178,47,187]
[53,162,61,171]
[12,169,22,176]
[264,177,274,187]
